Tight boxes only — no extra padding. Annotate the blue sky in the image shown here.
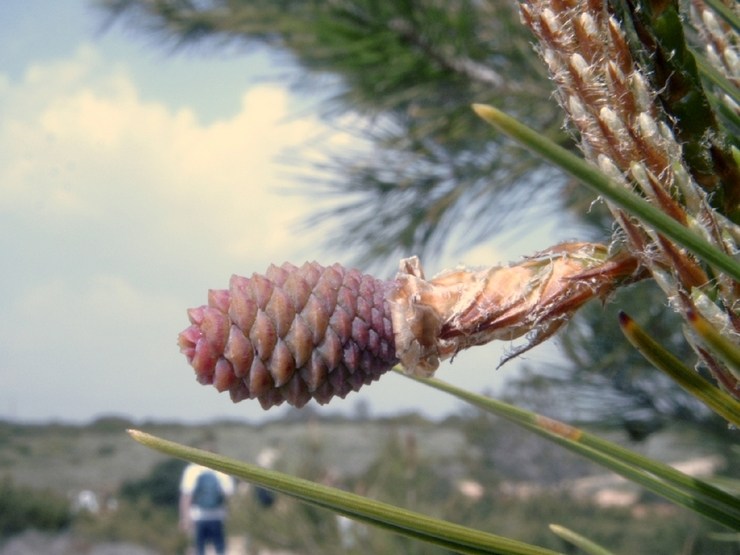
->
[0,1,568,423]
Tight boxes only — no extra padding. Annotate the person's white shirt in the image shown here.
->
[180,463,235,522]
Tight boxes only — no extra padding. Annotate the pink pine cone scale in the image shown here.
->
[178,262,398,409]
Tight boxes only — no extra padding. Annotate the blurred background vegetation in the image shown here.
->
[0,415,737,554]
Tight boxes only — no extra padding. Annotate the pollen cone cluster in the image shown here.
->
[178,262,398,409]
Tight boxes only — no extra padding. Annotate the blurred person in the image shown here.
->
[179,463,234,555]
[252,447,279,509]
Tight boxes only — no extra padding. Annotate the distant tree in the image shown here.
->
[0,477,72,539]
[119,457,187,508]
[88,415,134,433]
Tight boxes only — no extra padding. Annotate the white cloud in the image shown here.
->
[0,46,344,422]
[1,46,329,265]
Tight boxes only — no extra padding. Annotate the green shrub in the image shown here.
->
[72,497,186,554]
[63,457,190,553]
[119,457,187,508]
[0,477,72,539]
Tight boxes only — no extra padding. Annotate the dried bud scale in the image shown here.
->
[390,244,643,375]
[179,245,643,408]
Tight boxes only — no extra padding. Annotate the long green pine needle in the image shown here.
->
[399,369,740,530]
[128,429,562,555]
[472,104,740,283]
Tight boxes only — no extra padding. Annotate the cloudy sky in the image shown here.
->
[0,2,570,424]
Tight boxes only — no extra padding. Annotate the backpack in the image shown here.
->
[192,471,225,509]
[254,486,276,508]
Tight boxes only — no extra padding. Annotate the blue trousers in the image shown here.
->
[194,519,226,555]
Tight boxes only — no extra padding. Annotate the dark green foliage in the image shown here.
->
[88,415,134,433]
[0,477,72,539]
[96,0,571,264]
[119,457,187,508]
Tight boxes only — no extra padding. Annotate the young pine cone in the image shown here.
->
[179,243,644,409]
[178,262,398,409]
[179,244,643,410]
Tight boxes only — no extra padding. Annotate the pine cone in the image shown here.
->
[178,262,398,409]
[180,248,640,410]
